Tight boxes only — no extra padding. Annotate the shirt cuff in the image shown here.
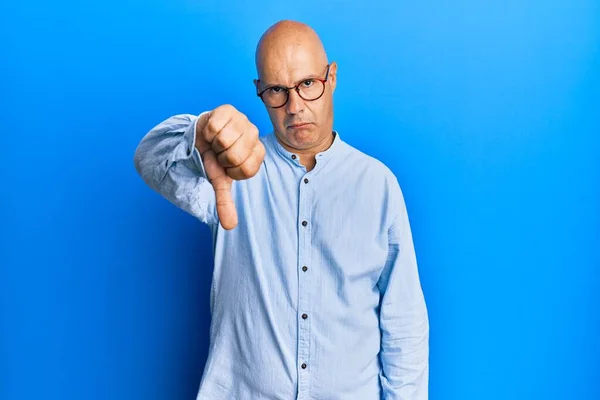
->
[184,111,210,179]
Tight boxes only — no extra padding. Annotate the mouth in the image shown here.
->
[287,122,312,129]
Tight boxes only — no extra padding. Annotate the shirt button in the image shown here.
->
[302,266,308,272]
[304,178,309,184]
[302,221,307,227]
[301,363,307,369]
[291,155,297,159]
[302,313,308,320]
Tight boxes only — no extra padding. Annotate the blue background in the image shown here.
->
[2,1,599,399]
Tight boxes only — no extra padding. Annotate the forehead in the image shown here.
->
[258,45,325,85]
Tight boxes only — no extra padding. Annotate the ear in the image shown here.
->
[253,79,260,93]
[329,62,338,93]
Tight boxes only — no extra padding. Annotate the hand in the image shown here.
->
[194,104,265,230]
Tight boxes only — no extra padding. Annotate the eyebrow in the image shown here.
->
[260,73,321,89]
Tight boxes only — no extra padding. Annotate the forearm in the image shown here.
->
[133,113,218,225]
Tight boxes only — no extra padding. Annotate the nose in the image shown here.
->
[285,89,305,115]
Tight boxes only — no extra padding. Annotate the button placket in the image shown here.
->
[297,173,312,398]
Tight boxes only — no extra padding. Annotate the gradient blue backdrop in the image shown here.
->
[1,1,599,399]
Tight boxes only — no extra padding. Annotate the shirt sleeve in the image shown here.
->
[377,177,430,400]
[133,112,219,226]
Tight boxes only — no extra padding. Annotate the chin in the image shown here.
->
[287,128,318,146]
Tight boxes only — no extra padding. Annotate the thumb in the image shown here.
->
[201,147,238,230]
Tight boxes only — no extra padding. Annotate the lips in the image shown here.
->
[288,123,311,129]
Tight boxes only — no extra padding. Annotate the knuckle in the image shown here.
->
[205,119,219,134]
[231,108,247,121]
[243,155,260,177]
[218,148,237,167]
[222,104,236,114]
[213,134,228,150]
[249,124,259,137]
[229,151,244,167]
[239,163,251,177]
[212,104,233,121]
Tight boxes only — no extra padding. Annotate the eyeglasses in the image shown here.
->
[256,64,331,109]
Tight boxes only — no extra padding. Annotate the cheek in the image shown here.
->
[267,109,286,126]
[309,99,330,123]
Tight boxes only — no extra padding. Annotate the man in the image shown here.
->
[134,20,429,400]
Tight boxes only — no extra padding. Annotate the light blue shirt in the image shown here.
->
[133,113,429,400]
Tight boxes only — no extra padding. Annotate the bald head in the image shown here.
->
[255,20,328,79]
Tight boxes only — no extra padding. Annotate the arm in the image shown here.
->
[377,179,429,400]
[133,112,219,226]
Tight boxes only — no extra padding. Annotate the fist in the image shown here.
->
[195,104,265,230]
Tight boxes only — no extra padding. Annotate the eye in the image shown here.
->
[268,86,285,94]
[301,79,315,87]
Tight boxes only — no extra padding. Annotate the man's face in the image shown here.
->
[256,48,337,151]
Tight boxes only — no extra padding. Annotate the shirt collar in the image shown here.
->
[270,130,342,165]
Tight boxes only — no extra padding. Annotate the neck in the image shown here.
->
[278,131,335,171]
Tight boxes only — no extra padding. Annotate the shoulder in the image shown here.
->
[340,140,407,229]
[341,141,401,189]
